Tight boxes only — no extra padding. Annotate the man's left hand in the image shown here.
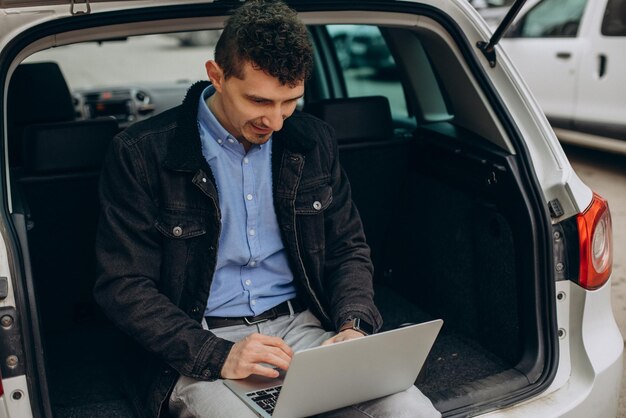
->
[321,329,365,346]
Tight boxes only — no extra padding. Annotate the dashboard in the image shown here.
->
[72,82,190,127]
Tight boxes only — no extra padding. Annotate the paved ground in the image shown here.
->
[564,145,626,417]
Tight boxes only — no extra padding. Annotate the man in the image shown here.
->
[94,1,440,417]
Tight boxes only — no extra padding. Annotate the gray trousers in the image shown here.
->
[169,309,441,418]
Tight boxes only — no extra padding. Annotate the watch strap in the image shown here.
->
[339,317,373,336]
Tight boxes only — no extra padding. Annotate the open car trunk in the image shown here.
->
[2,3,556,417]
[8,118,546,417]
[339,120,545,414]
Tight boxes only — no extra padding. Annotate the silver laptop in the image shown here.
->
[223,319,443,418]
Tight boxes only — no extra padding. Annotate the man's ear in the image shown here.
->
[205,60,224,92]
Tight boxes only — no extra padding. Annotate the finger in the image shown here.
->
[250,363,281,379]
[242,334,293,363]
[321,330,365,346]
[221,334,294,379]
[321,335,337,346]
[255,348,291,371]
[337,330,365,341]
[252,334,294,357]
[239,339,292,369]
[236,338,293,370]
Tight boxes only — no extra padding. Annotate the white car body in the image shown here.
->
[0,1,622,417]
[501,0,626,154]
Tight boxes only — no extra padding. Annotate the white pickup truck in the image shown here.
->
[501,0,626,154]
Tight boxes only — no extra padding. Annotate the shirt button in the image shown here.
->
[217,139,223,145]
[173,226,183,237]
[246,194,253,201]
[251,300,257,306]
[245,279,252,286]
[249,229,256,236]
[250,260,257,267]
[243,158,249,164]
[228,138,235,143]
[313,201,322,210]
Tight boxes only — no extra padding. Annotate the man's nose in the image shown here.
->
[262,108,285,132]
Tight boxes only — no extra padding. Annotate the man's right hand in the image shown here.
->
[220,333,293,380]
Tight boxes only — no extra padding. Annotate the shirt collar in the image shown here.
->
[197,85,235,147]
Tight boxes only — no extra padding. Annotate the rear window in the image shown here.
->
[22,31,218,127]
[25,33,210,89]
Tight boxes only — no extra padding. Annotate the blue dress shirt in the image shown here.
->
[198,86,297,318]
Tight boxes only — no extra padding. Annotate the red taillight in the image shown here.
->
[576,192,613,290]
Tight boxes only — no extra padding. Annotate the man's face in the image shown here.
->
[206,60,304,149]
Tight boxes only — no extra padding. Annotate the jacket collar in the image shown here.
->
[164,80,317,171]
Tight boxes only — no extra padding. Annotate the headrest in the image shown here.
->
[306,96,393,144]
[8,62,76,125]
[22,119,117,175]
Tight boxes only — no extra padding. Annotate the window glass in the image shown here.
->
[602,0,626,36]
[327,25,409,118]
[23,31,218,127]
[517,0,587,38]
[25,32,212,90]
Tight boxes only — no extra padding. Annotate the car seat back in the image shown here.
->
[306,96,411,278]
[9,62,118,331]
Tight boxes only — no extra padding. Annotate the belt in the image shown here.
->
[204,299,306,329]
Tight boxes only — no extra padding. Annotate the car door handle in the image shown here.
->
[598,54,607,78]
[556,52,571,59]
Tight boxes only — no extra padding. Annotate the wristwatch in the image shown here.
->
[339,317,374,336]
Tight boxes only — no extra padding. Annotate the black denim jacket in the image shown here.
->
[93,81,382,417]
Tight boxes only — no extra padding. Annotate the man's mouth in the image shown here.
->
[251,123,272,135]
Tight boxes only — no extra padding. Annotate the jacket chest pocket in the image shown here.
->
[295,184,333,214]
[155,214,207,239]
[295,184,332,251]
[155,210,209,285]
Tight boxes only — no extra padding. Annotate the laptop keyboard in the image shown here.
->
[246,385,282,415]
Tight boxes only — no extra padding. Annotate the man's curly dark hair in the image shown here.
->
[214,0,313,87]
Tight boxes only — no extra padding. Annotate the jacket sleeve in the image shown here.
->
[93,133,233,381]
[318,124,384,333]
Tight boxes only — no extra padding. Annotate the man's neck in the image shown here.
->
[206,94,252,152]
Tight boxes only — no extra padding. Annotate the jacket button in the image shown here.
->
[313,201,322,210]
[190,306,200,314]
[172,226,183,237]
